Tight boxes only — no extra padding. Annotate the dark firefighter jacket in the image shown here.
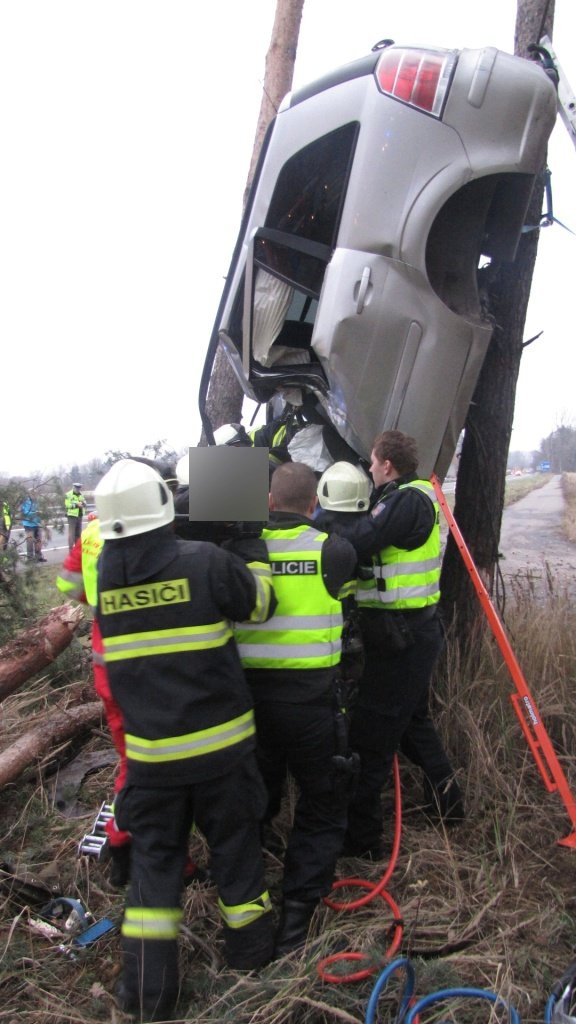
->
[96,525,275,786]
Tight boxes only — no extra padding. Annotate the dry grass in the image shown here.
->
[503,474,553,508]
[1,584,576,1023]
[561,473,576,543]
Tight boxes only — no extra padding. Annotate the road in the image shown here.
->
[496,475,576,600]
[10,525,71,566]
[10,477,575,597]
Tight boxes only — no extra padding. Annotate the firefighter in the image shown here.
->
[57,459,193,889]
[213,391,359,484]
[94,459,276,1021]
[234,461,358,957]
[64,482,87,552]
[213,419,290,483]
[316,461,373,692]
[315,433,465,860]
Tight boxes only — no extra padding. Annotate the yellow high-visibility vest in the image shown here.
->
[356,480,441,610]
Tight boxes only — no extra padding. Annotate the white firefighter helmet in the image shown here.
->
[317,461,372,512]
[176,454,189,486]
[213,422,251,446]
[95,459,174,539]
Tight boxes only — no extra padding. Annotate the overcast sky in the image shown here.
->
[1,0,574,477]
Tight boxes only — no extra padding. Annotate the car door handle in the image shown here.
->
[356,267,371,314]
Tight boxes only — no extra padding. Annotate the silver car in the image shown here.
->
[202,41,558,477]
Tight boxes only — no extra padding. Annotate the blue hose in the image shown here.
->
[545,994,558,1024]
[365,958,416,1024]
[404,987,521,1024]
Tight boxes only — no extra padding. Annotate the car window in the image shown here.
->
[264,121,359,248]
[227,122,359,377]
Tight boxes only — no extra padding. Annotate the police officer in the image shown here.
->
[94,460,276,1021]
[234,461,358,957]
[316,432,464,860]
[64,482,87,551]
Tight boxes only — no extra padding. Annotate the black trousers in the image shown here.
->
[346,612,461,854]
[255,699,349,902]
[114,755,273,1017]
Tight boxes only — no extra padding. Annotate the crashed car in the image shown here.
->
[200,40,558,478]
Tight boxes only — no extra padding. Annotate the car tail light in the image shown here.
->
[374,47,458,117]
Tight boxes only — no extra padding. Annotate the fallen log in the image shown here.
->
[0,604,85,701]
[0,701,102,788]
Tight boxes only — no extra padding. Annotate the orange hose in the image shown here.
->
[317,755,404,983]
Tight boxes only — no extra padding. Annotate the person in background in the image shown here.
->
[1,497,11,551]
[65,482,87,551]
[95,459,276,1021]
[234,461,358,957]
[20,490,46,563]
[316,432,464,860]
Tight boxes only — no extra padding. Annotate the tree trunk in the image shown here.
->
[440,0,556,652]
[202,0,306,439]
[0,701,102,788]
[0,604,85,701]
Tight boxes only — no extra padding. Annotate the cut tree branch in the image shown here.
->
[0,701,103,788]
[0,604,85,701]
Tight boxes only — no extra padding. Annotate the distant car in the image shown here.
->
[201,41,558,477]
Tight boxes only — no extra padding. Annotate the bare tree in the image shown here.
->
[439,0,556,651]
[202,0,305,439]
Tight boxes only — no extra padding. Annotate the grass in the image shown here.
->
[1,523,576,1022]
[561,472,576,542]
[503,473,553,507]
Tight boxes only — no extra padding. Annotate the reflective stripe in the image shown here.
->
[358,479,441,610]
[357,582,440,605]
[264,530,324,553]
[240,614,339,632]
[218,891,272,929]
[338,579,357,600]
[92,651,105,667]
[237,616,342,663]
[102,622,233,662]
[125,709,255,763]
[372,557,439,578]
[236,640,341,662]
[56,569,84,601]
[246,560,273,623]
[122,907,182,941]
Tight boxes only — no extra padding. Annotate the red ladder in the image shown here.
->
[432,474,576,848]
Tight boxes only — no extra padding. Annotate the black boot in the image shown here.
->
[423,774,465,824]
[223,912,274,970]
[274,899,317,958]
